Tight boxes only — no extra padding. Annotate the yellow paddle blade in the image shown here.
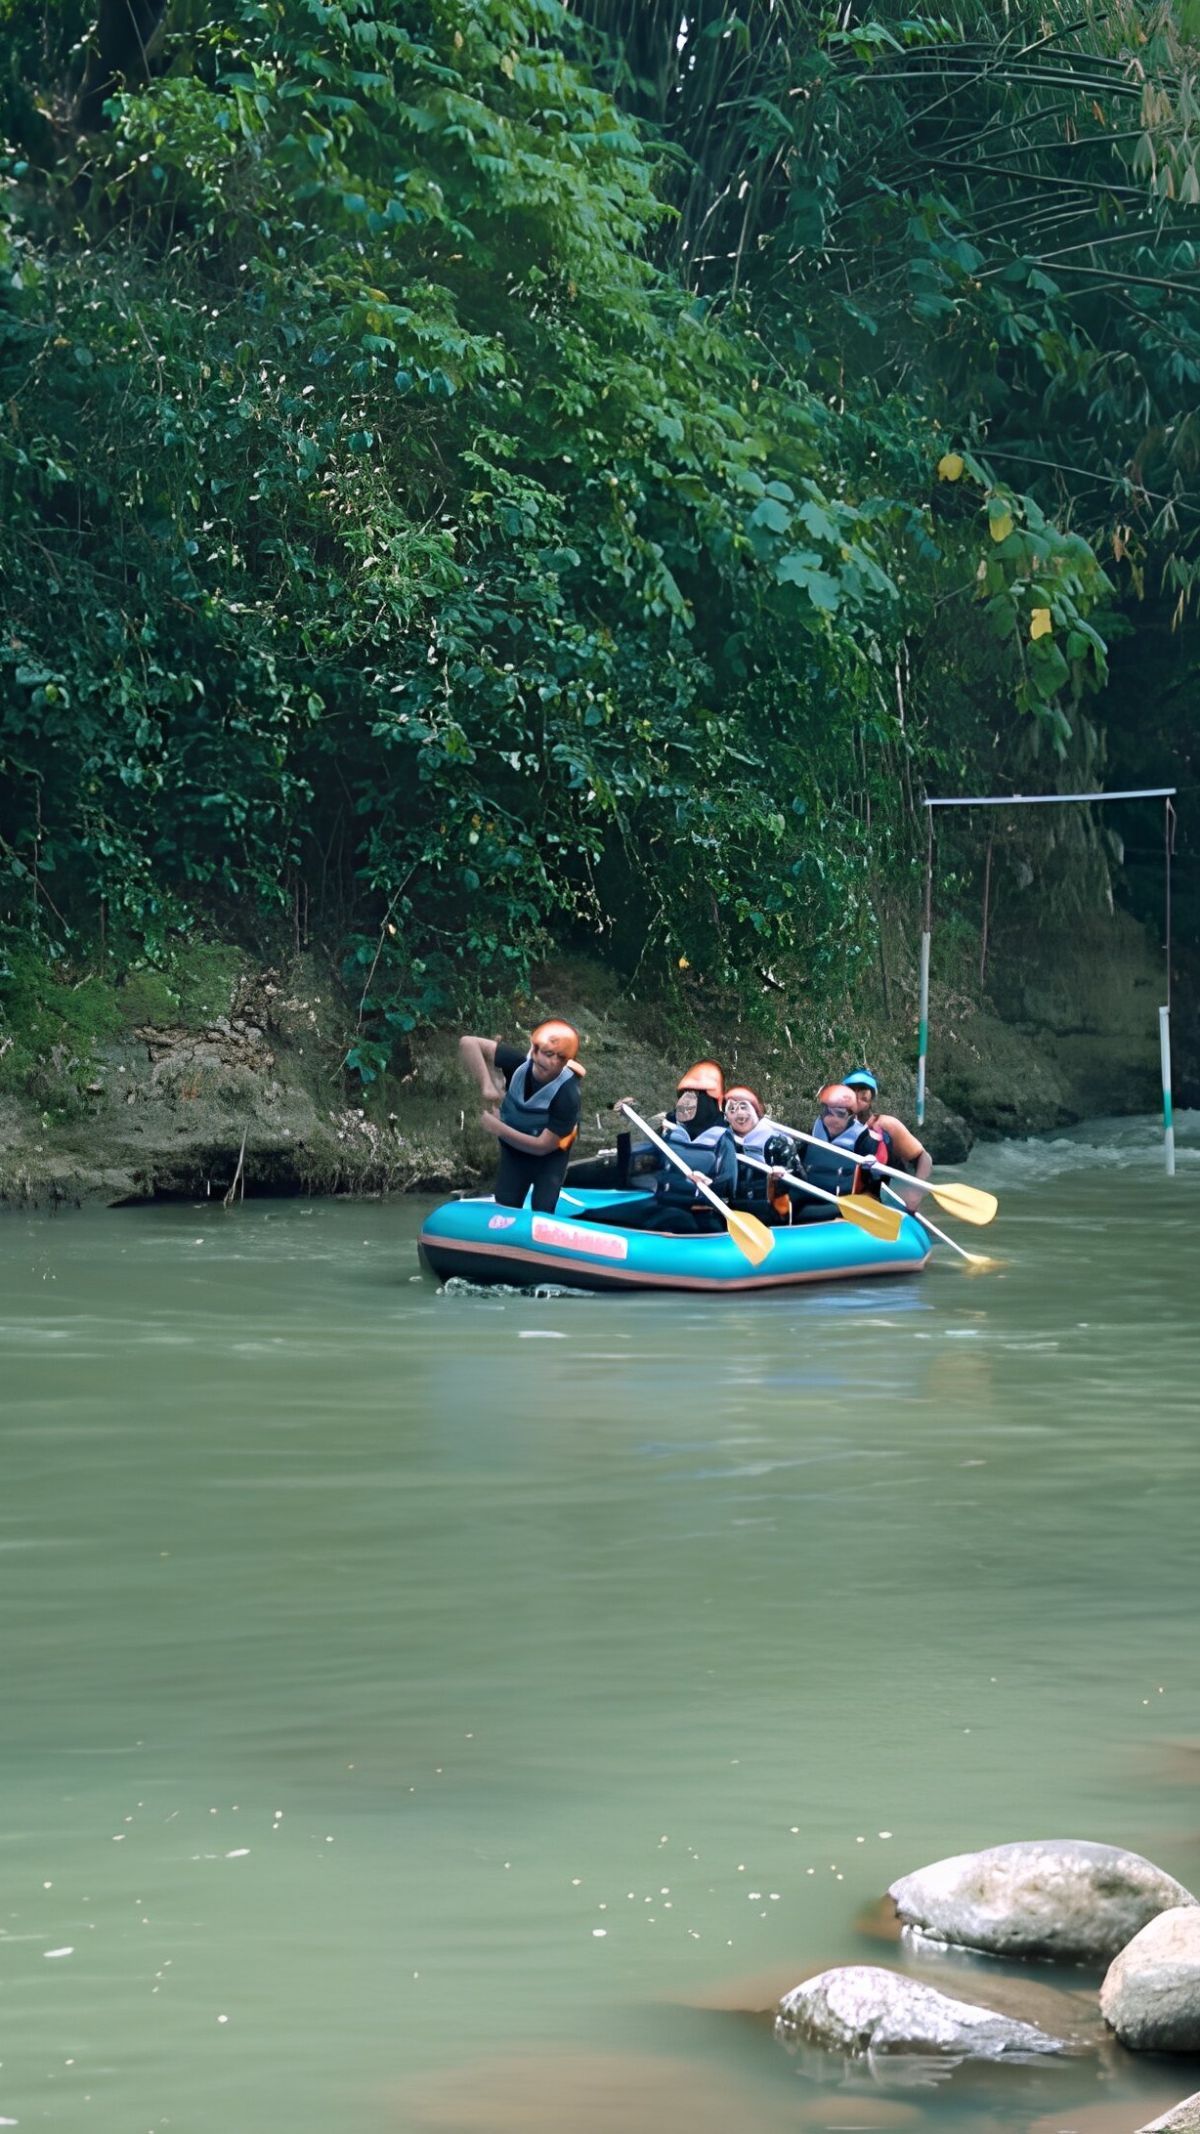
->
[725,1206,775,1266]
[928,1180,998,1227]
[838,1195,904,1242]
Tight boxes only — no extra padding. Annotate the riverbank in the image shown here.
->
[0,904,1172,1204]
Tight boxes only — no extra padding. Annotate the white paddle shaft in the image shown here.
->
[883,1184,969,1262]
[737,1151,890,1228]
[618,1103,730,1217]
[783,1122,924,1194]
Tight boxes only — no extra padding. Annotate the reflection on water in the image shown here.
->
[0,1115,1197,2133]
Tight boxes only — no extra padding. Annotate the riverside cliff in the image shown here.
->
[0,906,1173,1205]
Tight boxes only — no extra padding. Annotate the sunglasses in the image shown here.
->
[819,1104,851,1117]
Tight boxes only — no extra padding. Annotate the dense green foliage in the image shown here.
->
[1,0,1196,1074]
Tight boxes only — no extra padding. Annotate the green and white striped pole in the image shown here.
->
[1159,1003,1175,1178]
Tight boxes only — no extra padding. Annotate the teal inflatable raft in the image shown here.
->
[418,1188,933,1293]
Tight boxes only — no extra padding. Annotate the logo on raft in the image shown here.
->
[487,1214,517,1229]
[531,1216,628,1261]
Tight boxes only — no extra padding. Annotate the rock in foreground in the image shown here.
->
[888,1841,1197,1963]
[1101,1908,1200,2052]
[1138,2093,1200,2132]
[775,1966,1069,2060]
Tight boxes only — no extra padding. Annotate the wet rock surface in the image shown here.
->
[1101,1908,1200,2052]
[696,1951,1101,2048]
[775,1965,1071,2061]
[889,1840,1198,1963]
[1138,2092,1200,2132]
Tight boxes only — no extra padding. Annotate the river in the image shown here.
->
[1,1115,1197,2133]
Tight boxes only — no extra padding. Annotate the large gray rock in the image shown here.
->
[1138,2094,1200,2132]
[1101,1907,1200,2052]
[775,1966,1069,2061]
[889,1841,1197,1963]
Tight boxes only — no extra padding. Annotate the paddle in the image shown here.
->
[883,1186,1005,1273]
[737,1152,904,1242]
[617,1103,774,1267]
[783,1124,998,1227]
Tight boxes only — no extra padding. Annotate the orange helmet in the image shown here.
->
[531,1019,585,1076]
[817,1081,857,1112]
[677,1059,725,1102]
[724,1085,763,1118]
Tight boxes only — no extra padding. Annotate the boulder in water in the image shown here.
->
[775,1965,1070,2060]
[1137,2094,1200,2133]
[1101,1908,1200,2052]
[888,1841,1197,1963]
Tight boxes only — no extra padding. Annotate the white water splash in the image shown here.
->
[969,1111,1199,1188]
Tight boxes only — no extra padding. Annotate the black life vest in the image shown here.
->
[499,1058,578,1148]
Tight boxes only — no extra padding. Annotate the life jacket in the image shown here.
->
[499,1057,578,1150]
[872,1112,929,1173]
[804,1115,883,1197]
[733,1117,794,1203]
[656,1119,733,1204]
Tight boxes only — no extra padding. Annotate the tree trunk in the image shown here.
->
[76,0,168,131]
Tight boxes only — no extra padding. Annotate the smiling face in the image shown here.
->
[674,1089,699,1125]
[724,1095,758,1136]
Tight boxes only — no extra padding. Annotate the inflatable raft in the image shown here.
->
[418,1188,933,1293]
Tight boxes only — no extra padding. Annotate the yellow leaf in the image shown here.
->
[677,955,690,970]
[988,507,1014,543]
[1030,608,1052,640]
[937,452,964,482]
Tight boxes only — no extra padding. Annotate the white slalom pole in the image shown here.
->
[1159,1003,1176,1178]
[916,928,931,1128]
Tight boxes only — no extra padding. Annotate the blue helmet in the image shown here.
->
[843,1068,878,1093]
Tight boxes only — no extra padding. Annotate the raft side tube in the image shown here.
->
[418,1190,932,1293]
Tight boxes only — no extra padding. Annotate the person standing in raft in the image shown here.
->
[723,1086,796,1225]
[583,1062,737,1234]
[842,1067,933,1212]
[458,1021,584,1213]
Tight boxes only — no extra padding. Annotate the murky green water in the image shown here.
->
[2,1117,1198,2134]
